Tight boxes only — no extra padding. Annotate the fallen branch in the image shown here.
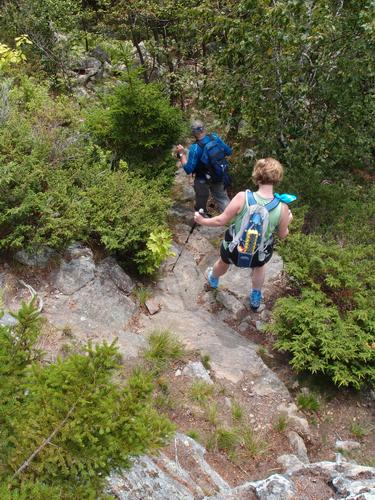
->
[19,280,43,312]
[12,402,77,479]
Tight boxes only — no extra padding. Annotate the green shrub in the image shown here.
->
[85,163,172,268]
[271,212,375,390]
[86,77,186,184]
[0,77,174,273]
[271,289,374,389]
[0,302,174,497]
[135,230,175,275]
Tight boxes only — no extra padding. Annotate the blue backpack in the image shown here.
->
[197,135,231,186]
[228,191,280,268]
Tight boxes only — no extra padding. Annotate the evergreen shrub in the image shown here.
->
[270,230,375,389]
[0,301,174,497]
[0,77,173,273]
[86,77,186,185]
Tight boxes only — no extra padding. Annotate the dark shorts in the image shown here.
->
[220,231,274,268]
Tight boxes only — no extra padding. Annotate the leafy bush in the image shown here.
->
[0,77,173,273]
[1,301,174,497]
[270,271,375,389]
[85,162,172,264]
[135,230,175,275]
[0,35,32,71]
[86,76,186,184]
[204,0,375,192]
[269,188,375,390]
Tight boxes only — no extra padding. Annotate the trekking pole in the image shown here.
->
[171,209,205,272]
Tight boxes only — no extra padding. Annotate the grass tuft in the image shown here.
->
[144,329,185,370]
[297,392,320,412]
[133,286,151,305]
[189,380,214,405]
[349,422,368,439]
[231,401,243,422]
[207,428,239,453]
[274,414,288,432]
[186,430,201,441]
[200,353,211,370]
[240,427,268,458]
[206,402,219,427]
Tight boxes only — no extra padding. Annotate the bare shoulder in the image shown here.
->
[230,191,246,214]
[233,191,246,202]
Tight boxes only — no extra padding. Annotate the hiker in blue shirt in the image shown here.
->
[175,120,232,213]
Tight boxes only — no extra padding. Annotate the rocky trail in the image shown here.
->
[1,170,374,499]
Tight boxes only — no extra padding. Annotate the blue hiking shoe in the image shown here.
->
[250,289,262,311]
[206,267,219,289]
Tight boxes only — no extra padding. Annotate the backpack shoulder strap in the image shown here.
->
[248,192,280,212]
[246,190,257,207]
[264,197,280,212]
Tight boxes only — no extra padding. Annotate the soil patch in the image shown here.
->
[153,358,292,486]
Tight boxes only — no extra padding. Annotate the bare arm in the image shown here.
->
[194,192,245,227]
[278,203,293,239]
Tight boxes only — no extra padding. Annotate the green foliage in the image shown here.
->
[297,393,320,412]
[85,163,171,265]
[0,0,108,76]
[274,415,288,433]
[207,428,239,454]
[186,430,200,441]
[0,299,42,413]
[204,1,375,193]
[0,302,174,497]
[0,35,32,70]
[135,230,175,275]
[0,77,173,273]
[133,286,152,306]
[349,422,368,439]
[216,428,239,453]
[271,288,375,389]
[200,353,211,371]
[205,402,219,427]
[239,427,267,458]
[0,480,64,499]
[189,380,214,405]
[143,329,185,371]
[231,401,243,422]
[155,376,175,410]
[86,77,185,184]
[271,205,375,390]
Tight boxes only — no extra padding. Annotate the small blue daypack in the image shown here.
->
[228,191,280,268]
[197,135,230,186]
